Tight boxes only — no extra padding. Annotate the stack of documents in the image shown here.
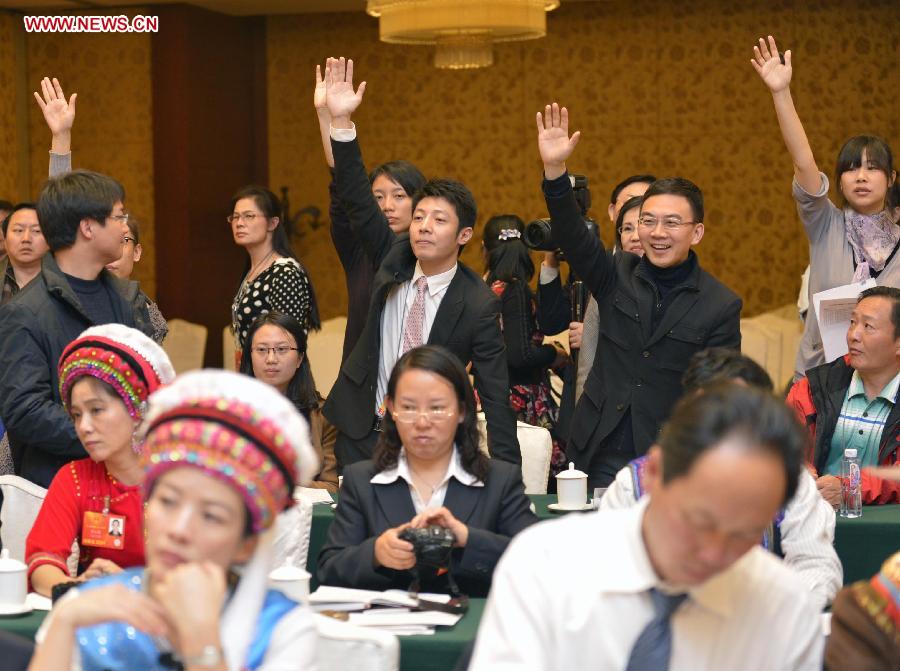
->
[310,586,462,635]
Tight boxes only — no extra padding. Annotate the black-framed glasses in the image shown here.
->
[637,216,697,230]
[123,236,136,245]
[392,409,456,424]
[251,345,299,357]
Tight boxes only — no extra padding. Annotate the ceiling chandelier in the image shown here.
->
[366,0,560,70]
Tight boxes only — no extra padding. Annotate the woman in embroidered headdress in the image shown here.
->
[26,324,175,597]
[481,214,569,476]
[751,35,899,379]
[28,370,319,671]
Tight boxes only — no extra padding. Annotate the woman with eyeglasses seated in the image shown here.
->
[240,310,338,493]
[317,345,537,597]
[229,186,320,362]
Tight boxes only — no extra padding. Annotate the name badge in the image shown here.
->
[82,511,126,549]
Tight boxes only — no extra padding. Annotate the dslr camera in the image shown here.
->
[523,173,598,252]
[399,525,456,569]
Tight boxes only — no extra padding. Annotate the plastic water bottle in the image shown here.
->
[840,448,862,519]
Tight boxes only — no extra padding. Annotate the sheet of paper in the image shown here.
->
[812,279,876,362]
[310,586,452,608]
[348,609,461,628]
[26,592,52,611]
[293,487,334,505]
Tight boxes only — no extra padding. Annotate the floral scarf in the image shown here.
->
[846,207,900,282]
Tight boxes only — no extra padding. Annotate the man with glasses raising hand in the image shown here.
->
[535,103,741,490]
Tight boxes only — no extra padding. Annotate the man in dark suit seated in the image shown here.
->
[535,103,742,489]
[320,57,519,468]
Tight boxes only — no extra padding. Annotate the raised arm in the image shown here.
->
[325,57,395,266]
[314,63,334,168]
[751,35,821,194]
[34,76,76,161]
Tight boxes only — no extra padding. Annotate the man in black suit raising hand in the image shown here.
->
[321,57,519,468]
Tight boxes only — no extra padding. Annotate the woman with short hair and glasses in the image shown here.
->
[240,311,338,493]
[317,345,536,596]
[229,186,320,361]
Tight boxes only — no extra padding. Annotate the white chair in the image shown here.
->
[314,613,399,671]
[476,415,553,494]
[162,318,208,374]
[0,475,47,562]
[306,316,347,397]
[272,496,313,571]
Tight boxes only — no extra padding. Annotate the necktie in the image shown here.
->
[625,588,688,671]
[402,276,428,353]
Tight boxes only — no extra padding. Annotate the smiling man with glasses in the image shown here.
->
[533,103,742,490]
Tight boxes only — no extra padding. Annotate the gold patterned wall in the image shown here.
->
[0,12,26,203]
[267,0,899,324]
[23,10,156,298]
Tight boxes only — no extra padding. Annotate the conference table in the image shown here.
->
[3,500,897,671]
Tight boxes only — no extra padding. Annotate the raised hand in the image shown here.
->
[536,103,581,180]
[33,76,77,137]
[314,62,329,117]
[751,35,792,93]
[325,56,366,126]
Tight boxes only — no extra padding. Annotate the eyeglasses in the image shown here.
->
[392,409,456,424]
[637,216,697,230]
[619,224,637,236]
[109,213,130,224]
[123,236,136,245]
[251,345,299,357]
[227,212,264,224]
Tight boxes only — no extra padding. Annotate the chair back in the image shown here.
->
[476,415,552,494]
[272,496,314,570]
[162,319,208,374]
[306,316,347,397]
[223,325,237,371]
[0,475,47,561]
[314,614,399,671]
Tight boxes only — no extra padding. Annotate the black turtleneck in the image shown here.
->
[638,251,698,333]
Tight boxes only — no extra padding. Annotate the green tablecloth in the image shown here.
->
[0,600,485,671]
[307,496,900,586]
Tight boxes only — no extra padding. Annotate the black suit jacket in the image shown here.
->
[322,138,519,464]
[316,459,537,597]
[544,176,742,464]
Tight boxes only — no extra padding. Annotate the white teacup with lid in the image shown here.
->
[268,561,311,603]
[556,462,588,510]
[0,549,27,609]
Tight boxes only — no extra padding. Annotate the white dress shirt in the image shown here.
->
[600,464,842,611]
[375,261,457,413]
[370,446,483,513]
[470,498,823,671]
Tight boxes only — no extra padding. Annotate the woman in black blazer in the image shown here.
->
[317,345,536,597]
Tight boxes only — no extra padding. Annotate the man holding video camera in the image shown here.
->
[536,103,742,488]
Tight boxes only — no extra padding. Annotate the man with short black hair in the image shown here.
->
[471,385,822,669]
[320,57,518,467]
[602,347,843,611]
[0,169,154,487]
[1,203,49,305]
[788,285,900,505]
[534,103,741,489]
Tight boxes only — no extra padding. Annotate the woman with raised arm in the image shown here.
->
[28,370,319,671]
[752,35,898,378]
[314,62,425,363]
[229,185,320,356]
[26,325,175,597]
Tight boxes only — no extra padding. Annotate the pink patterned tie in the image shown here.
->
[402,276,428,354]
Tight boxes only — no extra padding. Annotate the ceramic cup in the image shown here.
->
[268,562,311,603]
[0,549,27,607]
[555,462,588,510]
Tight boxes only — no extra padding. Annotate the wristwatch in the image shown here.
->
[182,645,223,668]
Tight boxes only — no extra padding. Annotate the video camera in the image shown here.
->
[523,174,597,252]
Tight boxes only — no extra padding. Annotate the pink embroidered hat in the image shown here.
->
[139,370,318,533]
[58,324,176,419]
